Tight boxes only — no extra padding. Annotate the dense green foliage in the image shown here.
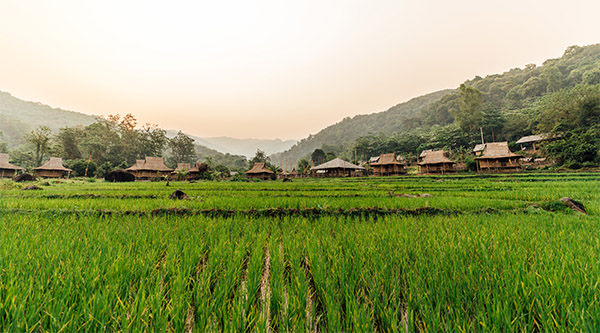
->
[275,44,600,166]
[0,174,598,331]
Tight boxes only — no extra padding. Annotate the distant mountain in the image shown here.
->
[0,91,97,147]
[270,89,454,165]
[199,137,297,158]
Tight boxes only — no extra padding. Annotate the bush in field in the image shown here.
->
[94,161,113,178]
[68,159,97,177]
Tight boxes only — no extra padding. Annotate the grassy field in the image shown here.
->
[0,173,598,331]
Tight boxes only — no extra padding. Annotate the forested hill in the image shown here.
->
[270,89,454,165]
[0,92,96,147]
[272,43,600,166]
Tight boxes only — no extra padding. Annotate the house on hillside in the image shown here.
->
[0,153,24,178]
[34,157,72,178]
[127,157,173,180]
[418,150,456,174]
[515,133,558,152]
[369,153,406,176]
[311,158,364,177]
[475,142,521,172]
[247,162,274,180]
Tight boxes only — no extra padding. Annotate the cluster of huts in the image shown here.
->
[0,135,555,180]
[254,137,554,180]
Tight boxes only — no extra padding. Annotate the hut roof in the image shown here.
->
[289,168,298,175]
[126,159,145,171]
[473,144,486,152]
[312,158,365,170]
[475,142,519,159]
[174,163,191,171]
[515,133,559,144]
[371,153,406,166]
[138,157,173,172]
[0,153,24,170]
[34,157,72,171]
[417,150,455,165]
[247,162,274,174]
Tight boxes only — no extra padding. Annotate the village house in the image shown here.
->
[418,150,456,174]
[369,153,406,176]
[126,157,173,180]
[246,162,274,180]
[171,162,204,180]
[125,159,144,179]
[515,133,557,152]
[311,158,365,177]
[0,153,24,178]
[475,142,521,172]
[34,157,72,178]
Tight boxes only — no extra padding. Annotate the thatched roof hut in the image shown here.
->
[126,157,173,180]
[311,158,364,177]
[0,153,24,178]
[370,153,406,176]
[475,142,521,172]
[515,133,558,152]
[171,162,203,180]
[417,150,456,174]
[137,157,173,180]
[247,162,274,180]
[34,157,72,178]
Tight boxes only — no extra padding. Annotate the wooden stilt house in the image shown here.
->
[0,153,24,178]
[136,157,173,180]
[34,157,72,178]
[417,150,456,174]
[370,153,406,176]
[247,162,274,180]
[475,142,521,172]
[311,158,364,177]
[125,159,144,179]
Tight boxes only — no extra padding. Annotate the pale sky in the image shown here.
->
[1,1,599,140]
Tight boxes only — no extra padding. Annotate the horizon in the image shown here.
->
[1,1,599,140]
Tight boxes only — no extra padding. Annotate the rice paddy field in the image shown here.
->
[0,172,599,331]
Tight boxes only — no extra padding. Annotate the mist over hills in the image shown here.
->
[0,92,295,158]
[270,89,454,165]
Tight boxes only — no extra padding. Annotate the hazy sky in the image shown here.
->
[1,1,599,140]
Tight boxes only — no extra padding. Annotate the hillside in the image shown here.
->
[0,92,97,147]
[270,89,454,165]
[273,43,600,166]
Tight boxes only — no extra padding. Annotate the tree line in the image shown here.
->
[1,114,250,178]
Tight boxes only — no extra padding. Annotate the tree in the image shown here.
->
[297,158,310,174]
[25,126,52,166]
[311,148,326,166]
[55,127,83,160]
[450,84,484,136]
[168,131,197,166]
[249,149,270,167]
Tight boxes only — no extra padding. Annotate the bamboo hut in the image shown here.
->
[34,157,72,178]
[370,153,406,176]
[125,159,144,179]
[0,153,24,178]
[515,133,558,152]
[311,158,364,177]
[289,168,299,178]
[247,162,274,180]
[171,162,203,180]
[418,150,456,174]
[135,157,173,180]
[475,142,521,172]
